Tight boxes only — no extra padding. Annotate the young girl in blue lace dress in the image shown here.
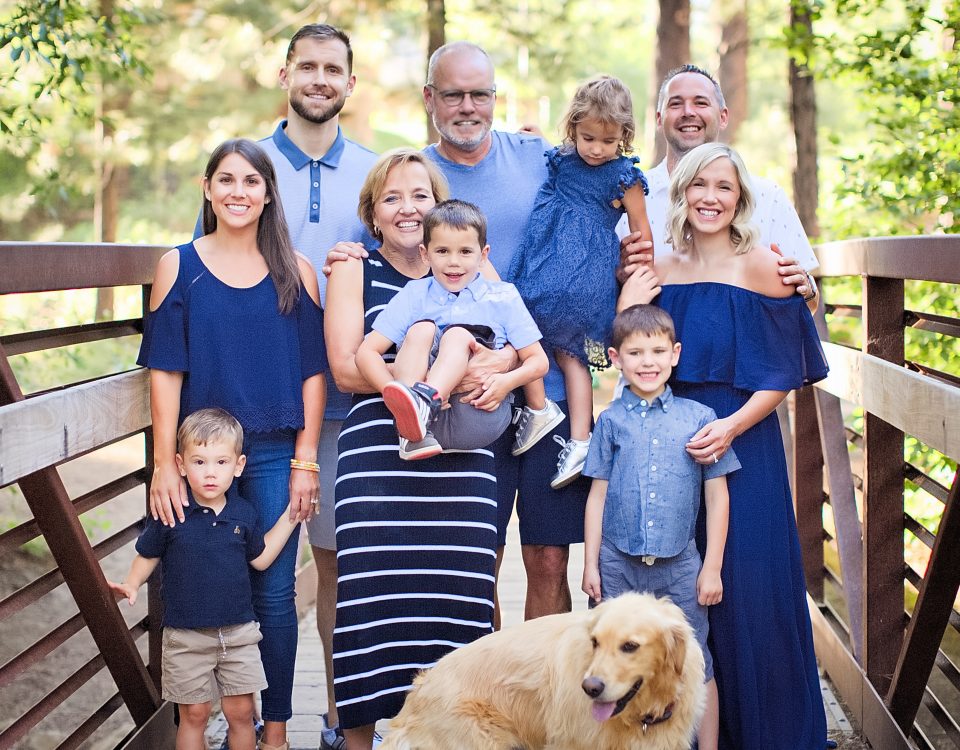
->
[509,75,653,489]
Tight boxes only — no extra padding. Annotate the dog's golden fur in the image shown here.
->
[380,592,705,750]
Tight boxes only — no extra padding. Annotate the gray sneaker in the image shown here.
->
[383,380,441,441]
[550,433,592,489]
[511,399,566,456]
[398,432,443,461]
[319,713,383,749]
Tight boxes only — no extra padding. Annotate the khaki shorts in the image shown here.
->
[161,621,268,704]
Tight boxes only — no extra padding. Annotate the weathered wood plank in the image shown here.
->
[815,236,960,284]
[816,344,960,461]
[0,369,150,487]
[0,243,166,294]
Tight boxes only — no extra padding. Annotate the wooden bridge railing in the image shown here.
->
[0,242,321,749]
[795,235,960,750]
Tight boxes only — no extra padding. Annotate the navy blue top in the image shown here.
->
[137,242,327,432]
[584,385,740,557]
[136,487,266,628]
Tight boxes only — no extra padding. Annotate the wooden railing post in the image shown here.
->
[793,387,825,603]
[861,274,905,695]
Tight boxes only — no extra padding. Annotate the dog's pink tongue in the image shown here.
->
[591,701,617,722]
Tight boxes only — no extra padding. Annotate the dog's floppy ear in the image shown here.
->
[664,621,689,677]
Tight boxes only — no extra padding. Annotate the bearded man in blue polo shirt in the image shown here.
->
[259,23,377,750]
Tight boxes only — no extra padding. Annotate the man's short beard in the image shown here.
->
[290,94,346,125]
[434,118,491,152]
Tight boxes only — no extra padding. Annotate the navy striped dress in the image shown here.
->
[332,250,497,729]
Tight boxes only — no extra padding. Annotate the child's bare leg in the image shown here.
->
[555,351,593,440]
[175,702,212,750]
[392,320,436,384]
[425,326,476,401]
[522,377,546,411]
[344,723,376,750]
[697,678,719,750]
[221,694,257,750]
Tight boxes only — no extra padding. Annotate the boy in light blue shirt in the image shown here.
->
[356,199,563,460]
[581,304,740,750]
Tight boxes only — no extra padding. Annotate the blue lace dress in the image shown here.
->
[658,282,829,750]
[508,147,647,368]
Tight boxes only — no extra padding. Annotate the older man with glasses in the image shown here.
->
[421,41,589,629]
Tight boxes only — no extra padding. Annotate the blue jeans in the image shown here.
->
[237,430,299,722]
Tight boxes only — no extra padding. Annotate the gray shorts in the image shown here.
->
[599,539,713,681]
[305,418,341,550]
[427,323,512,450]
[430,392,514,450]
[161,621,267,704]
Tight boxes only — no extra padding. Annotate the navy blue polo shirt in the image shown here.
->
[136,488,266,628]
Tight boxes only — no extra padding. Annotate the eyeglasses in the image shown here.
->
[426,84,496,107]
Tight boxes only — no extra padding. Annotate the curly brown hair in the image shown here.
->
[560,75,636,155]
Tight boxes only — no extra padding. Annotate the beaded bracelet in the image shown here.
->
[290,458,320,473]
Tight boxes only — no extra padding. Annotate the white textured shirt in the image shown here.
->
[616,159,818,271]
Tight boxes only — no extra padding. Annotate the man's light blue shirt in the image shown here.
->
[584,385,741,558]
[423,131,547,278]
[258,121,378,305]
[372,273,541,351]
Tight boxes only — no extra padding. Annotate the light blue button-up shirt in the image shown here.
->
[584,386,741,558]
[371,273,542,351]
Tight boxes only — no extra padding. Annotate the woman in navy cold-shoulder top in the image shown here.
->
[137,139,327,749]
[618,143,829,750]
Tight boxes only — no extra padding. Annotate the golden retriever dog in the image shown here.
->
[380,592,705,750]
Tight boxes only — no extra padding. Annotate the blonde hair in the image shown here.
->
[561,75,636,155]
[357,148,450,239]
[665,143,759,255]
[177,408,244,455]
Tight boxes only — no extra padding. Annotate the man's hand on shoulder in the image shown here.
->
[771,242,818,309]
[322,241,368,277]
[617,231,654,284]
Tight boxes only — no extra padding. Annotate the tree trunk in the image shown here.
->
[789,1,819,238]
[425,0,446,145]
[94,0,116,322]
[718,0,748,145]
[648,0,691,164]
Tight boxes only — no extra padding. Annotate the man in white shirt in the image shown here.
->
[618,65,819,308]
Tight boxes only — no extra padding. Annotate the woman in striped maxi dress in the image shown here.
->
[323,148,501,750]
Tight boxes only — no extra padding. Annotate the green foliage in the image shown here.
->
[786,0,960,238]
[0,0,152,135]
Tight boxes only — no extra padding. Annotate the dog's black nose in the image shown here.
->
[582,676,605,698]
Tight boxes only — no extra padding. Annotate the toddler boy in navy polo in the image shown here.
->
[581,305,740,750]
[108,408,302,750]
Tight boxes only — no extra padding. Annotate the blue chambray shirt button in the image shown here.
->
[312,203,318,209]
[651,465,657,471]
[641,412,647,418]
[640,400,647,406]
[652,438,658,445]
[312,161,318,167]
[313,181,319,187]
[650,492,656,498]
[647,520,654,527]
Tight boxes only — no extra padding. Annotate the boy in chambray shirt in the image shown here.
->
[581,304,740,750]
[355,199,562,461]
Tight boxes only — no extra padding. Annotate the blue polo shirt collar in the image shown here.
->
[622,384,673,413]
[271,120,346,170]
[183,486,242,520]
[425,272,486,302]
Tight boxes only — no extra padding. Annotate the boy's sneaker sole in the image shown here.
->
[399,435,443,461]
[383,381,429,441]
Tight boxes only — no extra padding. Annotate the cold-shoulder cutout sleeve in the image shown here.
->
[137,245,188,372]
[297,289,328,380]
[660,283,828,393]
